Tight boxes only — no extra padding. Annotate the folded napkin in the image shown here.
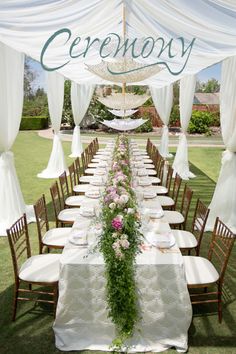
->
[145,231,175,248]
[138,169,148,177]
[79,206,95,217]
[85,190,100,199]
[69,228,88,246]
[143,190,156,199]
[90,177,105,186]
[138,178,152,186]
[142,207,164,219]
[94,169,106,176]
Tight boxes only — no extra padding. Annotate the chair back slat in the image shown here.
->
[34,194,49,253]
[180,184,193,226]
[191,199,210,255]
[59,171,70,207]
[68,162,77,194]
[75,157,82,179]
[171,174,182,204]
[7,214,31,280]
[208,217,235,283]
[50,181,62,223]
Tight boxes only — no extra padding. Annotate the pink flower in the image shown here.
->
[111,216,123,231]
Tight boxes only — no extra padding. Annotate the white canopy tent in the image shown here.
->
[1,0,236,233]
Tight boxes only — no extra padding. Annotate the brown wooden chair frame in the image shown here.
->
[7,214,58,321]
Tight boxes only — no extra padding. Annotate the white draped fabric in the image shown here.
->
[206,56,236,232]
[172,75,196,180]
[38,72,67,178]
[0,43,34,236]
[150,85,173,158]
[1,1,236,87]
[70,83,94,158]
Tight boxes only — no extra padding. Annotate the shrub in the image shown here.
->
[169,105,180,126]
[188,110,214,134]
[20,116,48,130]
[211,111,220,126]
[135,119,153,133]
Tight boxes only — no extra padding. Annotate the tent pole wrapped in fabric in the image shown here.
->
[172,75,196,180]
[150,84,173,158]
[38,71,67,178]
[70,83,95,158]
[206,56,236,233]
[0,42,35,236]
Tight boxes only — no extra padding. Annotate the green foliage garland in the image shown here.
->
[98,135,142,348]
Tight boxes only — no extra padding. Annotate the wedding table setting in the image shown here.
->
[53,135,192,353]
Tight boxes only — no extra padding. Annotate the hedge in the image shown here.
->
[20,116,48,130]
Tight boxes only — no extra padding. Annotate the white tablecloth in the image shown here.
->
[54,241,192,352]
[53,143,192,352]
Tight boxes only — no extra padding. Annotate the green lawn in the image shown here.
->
[0,132,235,354]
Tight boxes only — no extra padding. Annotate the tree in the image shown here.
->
[24,57,36,99]
[196,78,220,93]
[62,80,73,125]
[173,81,180,105]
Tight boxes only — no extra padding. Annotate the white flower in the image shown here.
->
[119,194,129,204]
[127,208,135,214]
[120,238,130,249]
[109,202,116,210]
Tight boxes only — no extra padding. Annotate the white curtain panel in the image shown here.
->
[0,43,34,236]
[206,56,236,232]
[70,83,95,158]
[172,75,196,180]
[150,84,173,158]
[38,72,67,178]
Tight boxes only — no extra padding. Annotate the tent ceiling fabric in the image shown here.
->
[0,1,236,86]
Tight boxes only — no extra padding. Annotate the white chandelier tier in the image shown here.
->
[86,58,163,83]
[108,109,138,117]
[101,118,147,131]
[98,93,150,110]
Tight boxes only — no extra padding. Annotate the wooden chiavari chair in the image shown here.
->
[59,171,85,207]
[171,199,210,255]
[164,184,193,229]
[7,214,60,320]
[158,173,182,209]
[34,195,71,252]
[50,181,80,227]
[183,217,235,322]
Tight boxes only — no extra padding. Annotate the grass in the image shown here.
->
[0,131,235,354]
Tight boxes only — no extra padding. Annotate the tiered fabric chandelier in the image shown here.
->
[86,3,162,131]
[98,92,150,110]
[86,58,162,83]
[108,109,138,117]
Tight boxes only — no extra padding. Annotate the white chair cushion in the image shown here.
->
[43,228,71,247]
[183,256,219,285]
[143,159,153,163]
[154,186,168,195]
[147,169,157,176]
[58,208,80,222]
[171,230,198,249]
[150,177,161,184]
[158,196,175,207]
[19,254,61,283]
[144,163,155,169]
[66,195,85,207]
[164,210,184,224]
[79,176,94,183]
[73,184,91,193]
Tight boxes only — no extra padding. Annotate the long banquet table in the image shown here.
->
[53,141,192,353]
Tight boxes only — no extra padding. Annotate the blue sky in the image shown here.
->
[29,58,221,91]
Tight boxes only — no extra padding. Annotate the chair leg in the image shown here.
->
[53,285,58,318]
[12,285,18,321]
[218,283,222,323]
